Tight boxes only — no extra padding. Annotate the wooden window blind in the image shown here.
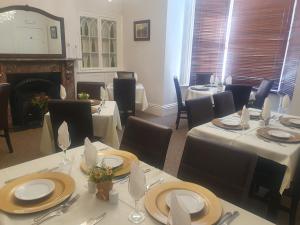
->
[225,0,294,88]
[280,1,300,96]
[190,0,231,79]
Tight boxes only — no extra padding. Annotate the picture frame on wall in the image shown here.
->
[50,26,58,39]
[134,20,150,41]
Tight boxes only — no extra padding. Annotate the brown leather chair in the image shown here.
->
[120,116,172,169]
[174,77,187,129]
[185,96,214,129]
[116,71,135,79]
[77,82,105,100]
[213,91,236,118]
[48,100,94,152]
[0,83,13,153]
[225,84,252,111]
[178,136,257,205]
[113,78,136,123]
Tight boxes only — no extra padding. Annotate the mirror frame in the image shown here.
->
[0,5,66,58]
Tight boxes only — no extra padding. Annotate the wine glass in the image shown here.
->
[128,171,146,223]
[58,137,71,164]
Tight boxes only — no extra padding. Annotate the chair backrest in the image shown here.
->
[213,91,236,118]
[173,77,184,109]
[178,136,257,205]
[0,83,10,130]
[186,96,214,129]
[48,100,93,151]
[113,78,136,115]
[190,72,213,86]
[117,71,135,79]
[225,84,252,111]
[254,79,274,109]
[120,116,172,169]
[77,82,105,100]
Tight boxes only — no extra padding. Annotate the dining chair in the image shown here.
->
[120,116,172,169]
[0,83,13,153]
[48,100,94,152]
[77,82,105,100]
[113,78,136,123]
[225,84,252,111]
[185,96,214,129]
[178,135,257,206]
[280,155,300,225]
[174,77,187,129]
[189,72,213,86]
[213,91,236,118]
[252,79,274,109]
[116,71,135,79]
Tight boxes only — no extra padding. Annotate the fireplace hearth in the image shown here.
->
[7,73,61,128]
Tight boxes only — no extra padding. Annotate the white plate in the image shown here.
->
[290,119,300,125]
[267,130,292,139]
[165,190,205,214]
[221,119,240,127]
[97,155,124,169]
[14,179,55,201]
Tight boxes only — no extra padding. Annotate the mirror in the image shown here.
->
[0,5,65,58]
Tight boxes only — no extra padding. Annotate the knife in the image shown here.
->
[222,211,239,225]
[80,212,106,225]
[216,212,233,225]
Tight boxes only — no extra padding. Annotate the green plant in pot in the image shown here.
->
[78,92,90,100]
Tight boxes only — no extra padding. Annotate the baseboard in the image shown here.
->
[145,103,177,117]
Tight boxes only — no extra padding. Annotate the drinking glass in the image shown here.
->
[128,173,146,223]
[58,137,71,165]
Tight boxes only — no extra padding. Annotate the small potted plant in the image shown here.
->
[78,92,90,100]
[89,163,114,201]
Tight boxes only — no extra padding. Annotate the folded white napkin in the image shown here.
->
[225,76,232,85]
[281,95,290,111]
[60,85,67,100]
[57,121,70,150]
[134,72,138,81]
[262,97,271,121]
[169,192,191,225]
[100,87,109,101]
[215,77,220,85]
[240,105,250,126]
[114,72,118,78]
[210,75,215,84]
[129,162,146,199]
[84,137,98,168]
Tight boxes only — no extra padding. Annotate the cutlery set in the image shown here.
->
[216,211,239,225]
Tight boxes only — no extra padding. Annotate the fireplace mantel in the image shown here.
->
[0,58,75,99]
[0,58,76,128]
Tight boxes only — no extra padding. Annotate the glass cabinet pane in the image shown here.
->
[101,19,117,68]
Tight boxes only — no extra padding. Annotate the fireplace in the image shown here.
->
[7,72,61,127]
[0,58,75,128]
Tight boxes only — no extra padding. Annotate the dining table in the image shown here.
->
[40,101,122,154]
[188,109,300,194]
[185,85,225,103]
[106,83,149,111]
[0,141,274,225]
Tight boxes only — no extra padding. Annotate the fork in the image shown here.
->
[32,209,65,225]
[33,194,80,222]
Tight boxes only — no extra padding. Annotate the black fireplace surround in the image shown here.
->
[7,72,61,128]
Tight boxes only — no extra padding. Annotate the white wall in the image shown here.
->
[290,66,300,116]
[122,0,168,108]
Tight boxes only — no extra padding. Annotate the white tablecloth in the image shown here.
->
[188,110,300,193]
[186,85,225,102]
[106,83,149,111]
[0,142,274,225]
[40,101,122,154]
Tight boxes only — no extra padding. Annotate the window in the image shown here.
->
[80,16,117,69]
[190,0,300,96]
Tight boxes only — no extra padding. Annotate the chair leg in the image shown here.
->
[176,111,180,130]
[4,129,13,153]
[289,197,299,225]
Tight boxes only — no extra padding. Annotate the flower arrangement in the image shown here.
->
[78,92,90,100]
[31,93,49,114]
[89,163,114,201]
